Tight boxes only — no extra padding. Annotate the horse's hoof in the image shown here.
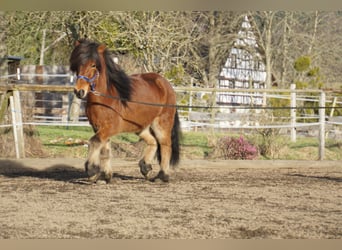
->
[104,172,113,184]
[85,161,101,177]
[139,159,153,178]
[151,170,169,183]
[88,173,100,183]
[85,160,89,172]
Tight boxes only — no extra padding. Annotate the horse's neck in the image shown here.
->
[97,74,113,93]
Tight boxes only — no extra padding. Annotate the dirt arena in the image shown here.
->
[0,158,341,239]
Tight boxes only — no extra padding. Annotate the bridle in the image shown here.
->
[76,69,99,91]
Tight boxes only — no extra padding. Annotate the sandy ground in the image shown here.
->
[0,158,341,239]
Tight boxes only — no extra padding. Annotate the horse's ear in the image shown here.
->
[98,44,106,54]
[74,40,81,47]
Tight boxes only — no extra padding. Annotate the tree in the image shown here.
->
[5,11,118,65]
[307,11,342,84]
[186,11,242,87]
[5,11,68,65]
[3,11,342,87]
[114,11,201,85]
[0,11,7,76]
[249,11,279,89]
[272,11,342,87]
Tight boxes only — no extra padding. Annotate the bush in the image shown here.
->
[294,56,311,72]
[255,128,282,158]
[218,135,258,160]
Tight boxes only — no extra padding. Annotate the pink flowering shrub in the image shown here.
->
[218,135,258,160]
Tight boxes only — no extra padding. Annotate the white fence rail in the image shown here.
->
[1,74,342,160]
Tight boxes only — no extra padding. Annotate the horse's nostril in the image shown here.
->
[74,89,85,99]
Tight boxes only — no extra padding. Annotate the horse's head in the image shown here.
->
[74,60,99,99]
[70,40,106,99]
[70,39,132,104]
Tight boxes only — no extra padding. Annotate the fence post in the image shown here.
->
[61,94,68,122]
[329,97,337,117]
[69,94,81,122]
[14,90,25,158]
[16,67,21,81]
[290,84,296,142]
[9,95,19,158]
[10,90,25,158]
[189,90,193,113]
[319,91,326,160]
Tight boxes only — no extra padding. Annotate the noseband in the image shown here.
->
[76,70,99,91]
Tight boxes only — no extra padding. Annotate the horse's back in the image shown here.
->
[130,73,176,101]
[130,72,172,88]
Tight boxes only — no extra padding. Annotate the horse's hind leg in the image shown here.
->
[151,118,172,182]
[138,126,158,179]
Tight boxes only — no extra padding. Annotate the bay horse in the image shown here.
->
[70,39,181,183]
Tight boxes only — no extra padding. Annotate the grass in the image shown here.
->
[34,126,93,157]
[32,126,342,160]
[37,126,93,142]
[255,135,342,160]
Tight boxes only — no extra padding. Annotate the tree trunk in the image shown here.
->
[264,11,274,91]
[307,11,319,55]
[280,12,289,87]
[0,11,7,77]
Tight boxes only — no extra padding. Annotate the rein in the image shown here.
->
[89,90,236,110]
[77,69,184,108]
[80,71,282,110]
[90,90,182,108]
[90,90,323,111]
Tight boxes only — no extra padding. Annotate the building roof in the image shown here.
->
[216,16,266,107]
[218,16,266,84]
[4,56,24,61]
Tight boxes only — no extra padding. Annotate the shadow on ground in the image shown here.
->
[0,159,88,182]
[286,173,342,183]
[0,159,145,184]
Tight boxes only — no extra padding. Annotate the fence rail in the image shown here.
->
[1,82,342,160]
[2,82,342,93]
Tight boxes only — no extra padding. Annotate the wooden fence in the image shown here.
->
[0,83,341,160]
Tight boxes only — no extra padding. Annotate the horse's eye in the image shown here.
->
[91,64,96,68]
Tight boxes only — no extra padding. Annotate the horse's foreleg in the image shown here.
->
[85,135,102,182]
[138,127,157,179]
[86,135,112,183]
[100,139,112,183]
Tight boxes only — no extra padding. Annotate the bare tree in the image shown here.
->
[249,11,278,90]
[0,11,7,76]
[273,11,342,87]
[114,11,197,79]
[308,11,342,84]
[186,11,242,87]
[4,11,342,87]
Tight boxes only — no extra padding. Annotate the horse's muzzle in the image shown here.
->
[74,88,87,99]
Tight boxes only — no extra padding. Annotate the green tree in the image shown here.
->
[293,55,325,120]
